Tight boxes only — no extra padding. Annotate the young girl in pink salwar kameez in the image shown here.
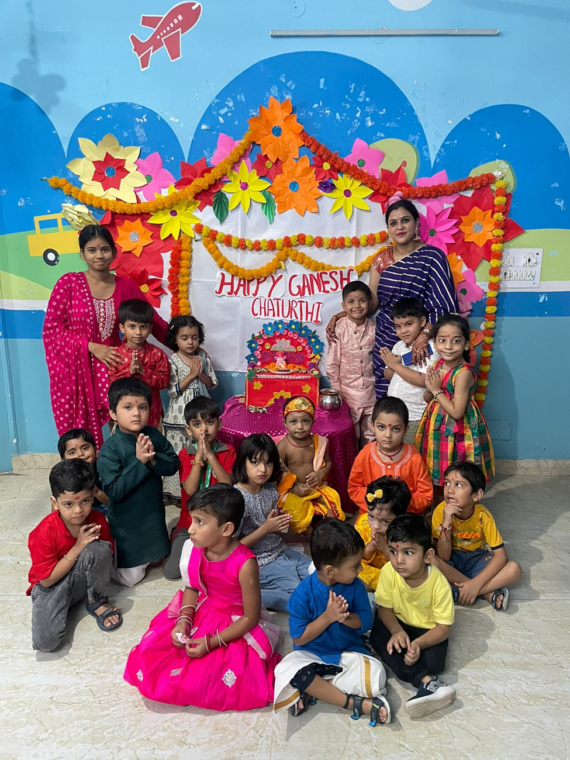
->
[42,225,167,449]
[124,484,281,711]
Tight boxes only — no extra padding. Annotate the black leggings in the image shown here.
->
[370,618,448,689]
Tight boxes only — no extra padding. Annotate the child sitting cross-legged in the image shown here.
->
[348,397,433,515]
[274,519,391,726]
[277,395,344,534]
[433,462,522,611]
[98,378,179,587]
[355,476,412,592]
[124,484,281,710]
[370,514,456,719]
[57,428,109,515]
[163,396,236,580]
[27,459,122,652]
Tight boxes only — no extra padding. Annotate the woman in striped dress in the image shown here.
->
[327,194,457,398]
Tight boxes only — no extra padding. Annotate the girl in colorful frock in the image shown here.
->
[163,315,218,500]
[124,484,281,710]
[415,314,495,504]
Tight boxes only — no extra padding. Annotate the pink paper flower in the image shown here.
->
[344,138,385,178]
[211,133,251,173]
[419,206,459,255]
[456,269,485,317]
[415,170,459,212]
[135,152,176,202]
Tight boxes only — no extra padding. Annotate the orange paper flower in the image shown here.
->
[248,97,303,163]
[269,157,322,216]
[459,207,495,247]
[115,218,154,257]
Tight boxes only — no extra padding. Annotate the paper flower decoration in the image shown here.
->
[449,186,524,270]
[419,206,459,255]
[269,156,321,216]
[115,218,154,257]
[325,175,373,220]
[135,152,175,202]
[211,133,252,174]
[131,268,166,308]
[311,156,338,182]
[344,138,385,178]
[148,186,200,239]
[223,161,270,213]
[415,170,459,212]
[369,163,411,209]
[457,269,485,317]
[446,253,466,287]
[175,157,225,210]
[248,97,304,163]
[101,211,169,279]
[252,153,283,181]
[60,203,98,230]
[67,134,146,203]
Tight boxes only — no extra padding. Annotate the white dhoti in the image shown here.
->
[274,649,387,713]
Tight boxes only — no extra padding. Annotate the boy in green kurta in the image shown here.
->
[98,378,179,586]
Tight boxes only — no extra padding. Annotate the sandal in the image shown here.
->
[85,596,123,632]
[348,694,391,726]
[289,692,317,717]
[490,587,509,611]
[451,585,460,605]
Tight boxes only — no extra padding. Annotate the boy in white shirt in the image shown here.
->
[379,298,440,445]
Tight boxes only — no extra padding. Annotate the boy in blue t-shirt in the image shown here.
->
[273,520,391,728]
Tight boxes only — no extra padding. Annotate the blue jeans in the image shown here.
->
[259,548,312,611]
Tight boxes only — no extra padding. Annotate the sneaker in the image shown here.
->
[405,677,456,719]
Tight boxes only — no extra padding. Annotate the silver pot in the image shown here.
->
[319,389,342,411]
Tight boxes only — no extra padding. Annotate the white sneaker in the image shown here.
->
[405,677,456,719]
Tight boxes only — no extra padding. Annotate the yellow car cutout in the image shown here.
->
[28,213,79,265]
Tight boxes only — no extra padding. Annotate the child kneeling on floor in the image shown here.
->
[274,520,391,727]
[27,459,122,652]
[370,514,456,719]
[433,462,522,611]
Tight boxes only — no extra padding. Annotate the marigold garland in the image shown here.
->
[46,134,253,215]
[193,222,388,251]
[201,236,382,282]
[474,179,508,408]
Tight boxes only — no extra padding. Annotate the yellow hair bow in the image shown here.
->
[366,489,384,503]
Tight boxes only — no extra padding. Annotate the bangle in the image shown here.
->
[180,604,196,612]
[193,460,204,467]
[175,382,182,397]
[63,554,77,563]
[204,635,210,653]
[217,629,228,648]
[422,327,431,335]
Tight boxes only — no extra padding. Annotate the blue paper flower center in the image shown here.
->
[271,126,283,137]
[289,181,300,192]
[105,167,116,178]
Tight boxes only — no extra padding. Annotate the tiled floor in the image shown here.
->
[2,469,569,760]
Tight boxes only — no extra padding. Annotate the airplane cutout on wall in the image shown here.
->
[130,2,202,70]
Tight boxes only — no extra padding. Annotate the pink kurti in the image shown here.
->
[325,317,376,441]
[42,272,167,448]
[124,542,281,711]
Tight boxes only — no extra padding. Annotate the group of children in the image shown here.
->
[27,283,521,724]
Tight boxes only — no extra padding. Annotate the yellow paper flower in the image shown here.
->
[66,134,146,203]
[223,161,270,213]
[148,186,200,240]
[326,175,373,220]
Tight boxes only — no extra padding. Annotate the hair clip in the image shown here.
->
[366,488,384,503]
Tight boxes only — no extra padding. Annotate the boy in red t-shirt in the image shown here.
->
[27,460,122,651]
[163,396,235,579]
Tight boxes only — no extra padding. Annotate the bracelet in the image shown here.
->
[63,554,77,563]
[175,382,182,397]
[438,524,451,541]
[180,604,197,612]
[422,327,431,335]
[177,616,192,625]
[193,460,204,467]
[432,390,443,399]
[217,629,228,648]
[204,635,211,653]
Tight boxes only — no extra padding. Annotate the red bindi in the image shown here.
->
[395,543,400,549]
[74,495,81,501]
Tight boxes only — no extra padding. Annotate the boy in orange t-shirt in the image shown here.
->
[348,397,432,515]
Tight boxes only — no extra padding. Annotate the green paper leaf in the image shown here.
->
[261,189,275,224]
[213,190,229,224]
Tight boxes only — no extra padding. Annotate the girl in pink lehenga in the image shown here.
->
[42,225,167,448]
[124,484,281,710]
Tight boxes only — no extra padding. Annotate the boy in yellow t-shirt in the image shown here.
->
[370,514,456,719]
[355,476,411,591]
[432,462,522,612]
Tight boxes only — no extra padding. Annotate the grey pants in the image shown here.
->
[162,528,189,580]
[30,541,113,652]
